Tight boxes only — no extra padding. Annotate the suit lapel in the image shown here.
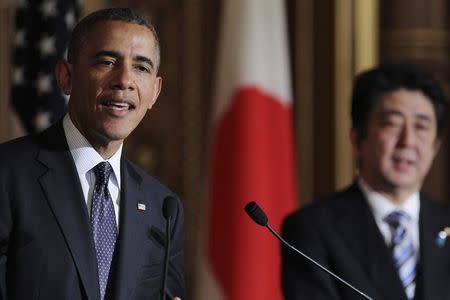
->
[418,197,450,300]
[110,159,145,300]
[334,184,407,300]
[36,123,100,300]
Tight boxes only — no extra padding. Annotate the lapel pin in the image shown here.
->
[435,227,450,248]
[137,203,146,211]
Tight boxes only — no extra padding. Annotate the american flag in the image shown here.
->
[11,0,80,133]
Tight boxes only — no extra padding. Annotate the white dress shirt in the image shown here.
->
[63,114,122,228]
[358,178,420,255]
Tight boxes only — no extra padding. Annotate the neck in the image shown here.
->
[68,113,123,160]
[359,177,418,205]
[80,131,122,160]
[378,189,414,205]
[93,141,122,160]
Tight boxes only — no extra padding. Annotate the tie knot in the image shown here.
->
[93,161,113,187]
[384,210,410,229]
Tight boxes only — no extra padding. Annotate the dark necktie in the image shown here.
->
[91,161,117,300]
[384,210,416,300]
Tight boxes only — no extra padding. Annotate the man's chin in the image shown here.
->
[100,126,133,142]
[89,128,130,147]
[388,176,421,192]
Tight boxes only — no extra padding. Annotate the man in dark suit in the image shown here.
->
[282,63,450,300]
[0,8,183,300]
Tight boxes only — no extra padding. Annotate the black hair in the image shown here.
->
[351,62,447,142]
[67,7,160,69]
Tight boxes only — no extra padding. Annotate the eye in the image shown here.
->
[382,119,401,128]
[135,64,151,73]
[94,57,116,67]
[415,122,431,131]
[100,60,115,66]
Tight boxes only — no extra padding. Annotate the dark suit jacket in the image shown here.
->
[0,122,184,300]
[282,183,450,300]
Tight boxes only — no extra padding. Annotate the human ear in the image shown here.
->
[55,60,73,95]
[350,128,361,157]
[148,76,162,110]
[433,137,442,156]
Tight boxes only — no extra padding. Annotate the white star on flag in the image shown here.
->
[17,0,27,9]
[34,110,52,131]
[15,30,26,47]
[39,35,56,56]
[65,11,76,29]
[13,67,24,85]
[36,73,52,94]
[41,0,57,18]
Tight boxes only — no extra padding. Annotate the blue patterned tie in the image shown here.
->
[91,162,117,300]
[384,210,416,300]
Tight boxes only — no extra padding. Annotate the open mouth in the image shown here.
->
[393,149,417,167]
[392,153,417,169]
[394,157,414,166]
[100,100,136,111]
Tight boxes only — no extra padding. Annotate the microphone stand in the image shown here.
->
[161,196,177,300]
[161,216,171,300]
[266,223,373,300]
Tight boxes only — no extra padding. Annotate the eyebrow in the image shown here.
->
[415,113,433,123]
[382,110,434,122]
[93,50,155,69]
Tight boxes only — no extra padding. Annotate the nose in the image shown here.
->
[398,124,415,147]
[111,64,135,90]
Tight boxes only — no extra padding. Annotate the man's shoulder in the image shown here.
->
[0,121,65,160]
[0,134,39,160]
[421,194,450,218]
[286,183,362,223]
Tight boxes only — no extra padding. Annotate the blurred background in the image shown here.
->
[0,0,449,299]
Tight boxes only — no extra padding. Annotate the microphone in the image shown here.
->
[244,201,373,300]
[161,196,177,300]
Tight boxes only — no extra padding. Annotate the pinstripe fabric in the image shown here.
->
[384,210,416,300]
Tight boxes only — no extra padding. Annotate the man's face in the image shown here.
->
[58,21,161,149]
[353,89,440,198]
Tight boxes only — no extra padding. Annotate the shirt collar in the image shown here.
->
[62,114,122,187]
[358,177,420,224]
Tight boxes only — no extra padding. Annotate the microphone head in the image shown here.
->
[245,201,268,226]
[163,196,177,219]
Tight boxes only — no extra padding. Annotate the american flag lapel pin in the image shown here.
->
[137,203,146,211]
